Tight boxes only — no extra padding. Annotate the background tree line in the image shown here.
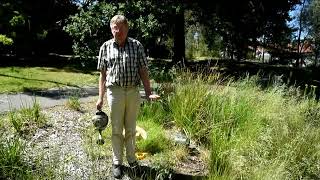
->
[0,0,319,66]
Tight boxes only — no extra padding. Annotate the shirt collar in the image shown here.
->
[112,37,129,47]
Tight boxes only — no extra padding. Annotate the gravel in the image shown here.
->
[19,99,208,180]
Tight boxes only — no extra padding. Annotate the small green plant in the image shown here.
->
[139,101,170,125]
[168,72,220,143]
[149,65,177,83]
[66,96,81,111]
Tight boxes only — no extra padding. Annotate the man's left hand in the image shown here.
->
[148,94,160,101]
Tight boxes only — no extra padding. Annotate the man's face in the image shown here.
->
[111,22,128,45]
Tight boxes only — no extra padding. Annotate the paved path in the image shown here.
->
[0,86,100,114]
[0,86,148,114]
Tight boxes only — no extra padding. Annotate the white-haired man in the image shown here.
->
[96,15,156,178]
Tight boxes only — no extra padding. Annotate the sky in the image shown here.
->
[288,3,308,39]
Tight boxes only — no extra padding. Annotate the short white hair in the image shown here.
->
[110,15,128,27]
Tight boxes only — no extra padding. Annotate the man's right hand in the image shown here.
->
[96,99,104,110]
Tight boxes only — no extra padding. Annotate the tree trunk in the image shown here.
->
[315,55,318,67]
[296,0,306,67]
[172,7,185,65]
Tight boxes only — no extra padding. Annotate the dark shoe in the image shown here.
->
[129,161,139,168]
[128,161,140,176]
[113,164,122,179]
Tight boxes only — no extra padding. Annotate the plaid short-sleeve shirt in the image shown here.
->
[97,37,148,87]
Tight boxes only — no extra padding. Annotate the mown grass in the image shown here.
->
[0,67,98,93]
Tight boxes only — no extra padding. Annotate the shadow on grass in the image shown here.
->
[0,54,97,74]
[21,86,99,100]
[123,165,206,180]
[0,73,80,88]
[0,74,99,99]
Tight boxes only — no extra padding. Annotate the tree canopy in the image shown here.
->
[0,0,77,56]
[0,0,308,64]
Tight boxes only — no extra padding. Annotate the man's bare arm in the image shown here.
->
[96,68,106,110]
[138,66,152,99]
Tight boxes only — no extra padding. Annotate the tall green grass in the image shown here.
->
[0,137,33,179]
[166,71,320,179]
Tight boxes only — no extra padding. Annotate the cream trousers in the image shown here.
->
[106,86,141,165]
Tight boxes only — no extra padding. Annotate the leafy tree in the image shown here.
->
[0,0,77,56]
[64,1,180,61]
[305,0,320,65]
[195,0,300,60]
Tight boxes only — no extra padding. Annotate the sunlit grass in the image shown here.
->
[0,67,98,93]
[165,71,320,179]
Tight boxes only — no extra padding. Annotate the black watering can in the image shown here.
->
[92,110,108,145]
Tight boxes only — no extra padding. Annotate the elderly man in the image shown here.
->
[96,15,156,178]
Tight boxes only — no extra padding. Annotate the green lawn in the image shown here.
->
[0,67,99,93]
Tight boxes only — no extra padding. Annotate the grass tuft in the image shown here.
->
[0,137,32,179]
[8,99,46,135]
[66,96,81,111]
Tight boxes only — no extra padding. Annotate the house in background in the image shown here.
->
[252,40,315,66]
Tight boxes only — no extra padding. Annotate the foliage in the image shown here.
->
[148,64,177,83]
[305,0,320,63]
[136,120,171,155]
[63,3,115,59]
[185,23,221,60]
[0,0,304,63]
[0,34,13,46]
[167,71,220,143]
[0,0,77,55]
[64,1,172,59]
[195,0,300,60]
